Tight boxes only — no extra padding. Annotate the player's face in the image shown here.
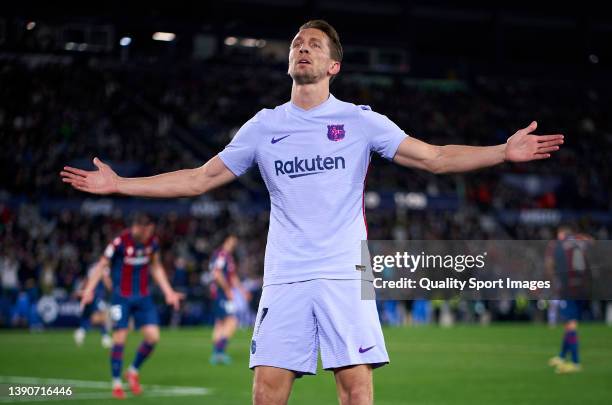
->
[131,224,143,240]
[226,236,238,252]
[288,28,338,85]
[132,223,155,242]
[143,223,156,240]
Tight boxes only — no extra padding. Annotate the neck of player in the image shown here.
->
[290,81,330,111]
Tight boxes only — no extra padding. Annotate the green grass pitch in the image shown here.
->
[1,324,611,404]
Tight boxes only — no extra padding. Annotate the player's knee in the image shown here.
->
[112,330,128,344]
[146,335,159,344]
[146,333,159,344]
[225,322,237,336]
[253,384,286,405]
[336,388,350,405]
[252,372,289,405]
[336,379,372,405]
[345,385,372,405]
[252,379,276,405]
[143,327,160,343]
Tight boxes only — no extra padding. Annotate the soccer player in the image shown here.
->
[209,234,249,365]
[546,226,592,374]
[61,20,564,405]
[74,264,112,348]
[80,214,184,399]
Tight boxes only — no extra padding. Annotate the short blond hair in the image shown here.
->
[299,19,343,63]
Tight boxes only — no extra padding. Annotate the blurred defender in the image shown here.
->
[546,226,592,374]
[80,214,183,399]
[74,264,112,348]
[209,234,250,365]
[62,20,564,405]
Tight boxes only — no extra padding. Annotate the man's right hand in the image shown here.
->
[80,289,94,309]
[61,157,119,195]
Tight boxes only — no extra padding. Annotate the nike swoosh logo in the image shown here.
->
[288,172,323,179]
[359,345,376,353]
[271,135,291,144]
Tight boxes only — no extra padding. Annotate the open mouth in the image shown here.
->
[297,59,311,65]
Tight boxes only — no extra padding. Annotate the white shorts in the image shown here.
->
[249,279,389,376]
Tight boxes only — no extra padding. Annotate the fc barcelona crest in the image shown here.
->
[327,124,345,142]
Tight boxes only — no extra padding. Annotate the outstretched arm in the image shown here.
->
[393,121,564,174]
[60,155,236,198]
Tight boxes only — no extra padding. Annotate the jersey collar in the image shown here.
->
[288,93,336,115]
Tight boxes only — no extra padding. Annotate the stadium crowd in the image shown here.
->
[1,56,610,328]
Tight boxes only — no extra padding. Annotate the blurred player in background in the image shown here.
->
[74,264,112,348]
[61,19,564,405]
[546,225,593,374]
[209,234,250,365]
[80,214,184,399]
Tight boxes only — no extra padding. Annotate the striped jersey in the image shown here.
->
[209,248,237,300]
[104,230,159,298]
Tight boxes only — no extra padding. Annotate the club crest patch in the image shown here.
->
[327,124,345,142]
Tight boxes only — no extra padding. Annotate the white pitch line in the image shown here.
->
[0,376,210,402]
[0,377,109,389]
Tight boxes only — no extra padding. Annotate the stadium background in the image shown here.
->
[1,1,611,403]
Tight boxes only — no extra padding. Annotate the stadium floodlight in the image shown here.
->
[224,36,238,46]
[26,21,36,30]
[119,37,132,47]
[77,43,88,51]
[152,32,176,42]
[255,39,266,48]
[64,42,76,50]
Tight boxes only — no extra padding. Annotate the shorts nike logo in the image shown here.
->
[271,135,291,144]
[359,345,375,353]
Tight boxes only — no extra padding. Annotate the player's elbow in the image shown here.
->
[188,167,210,196]
[425,146,447,174]
[425,160,446,174]
[190,159,228,195]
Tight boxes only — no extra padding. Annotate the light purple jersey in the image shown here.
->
[219,94,407,286]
